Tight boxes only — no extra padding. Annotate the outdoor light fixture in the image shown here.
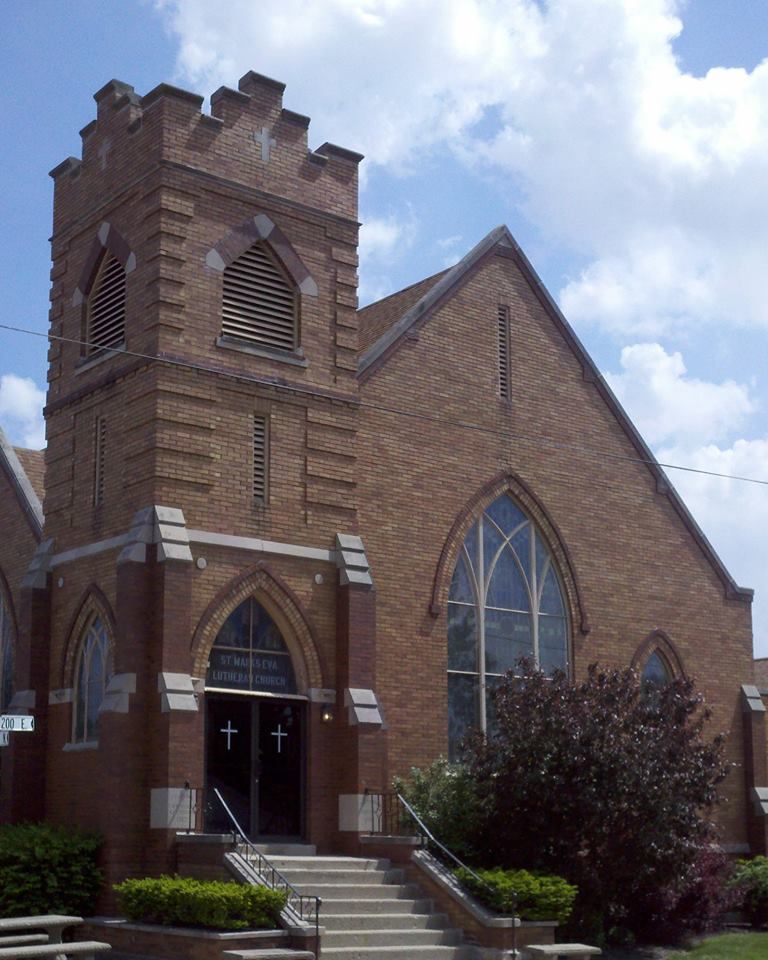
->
[321,705,334,723]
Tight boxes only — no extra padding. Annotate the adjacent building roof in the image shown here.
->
[0,427,44,539]
[358,270,447,352]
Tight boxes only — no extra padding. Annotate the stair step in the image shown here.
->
[293,883,421,899]
[320,898,432,915]
[320,948,472,960]
[323,928,461,947]
[251,843,317,856]
[277,868,403,885]
[268,857,388,871]
[222,951,315,960]
[321,913,447,931]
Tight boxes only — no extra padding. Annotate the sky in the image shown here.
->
[1,0,767,655]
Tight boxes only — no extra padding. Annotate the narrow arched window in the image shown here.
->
[642,649,673,689]
[206,598,297,695]
[0,588,14,712]
[86,251,126,354]
[222,243,298,351]
[73,616,114,743]
[447,494,569,758]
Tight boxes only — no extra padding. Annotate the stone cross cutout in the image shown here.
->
[98,139,111,170]
[271,723,287,753]
[253,126,276,163]
[220,720,238,751]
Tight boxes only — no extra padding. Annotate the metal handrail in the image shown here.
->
[212,788,321,944]
[368,789,517,954]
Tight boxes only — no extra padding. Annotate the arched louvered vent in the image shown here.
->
[222,243,298,351]
[87,253,126,353]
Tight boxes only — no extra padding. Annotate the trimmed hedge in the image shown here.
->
[731,856,768,927]
[455,866,577,924]
[114,876,287,930]
[0,823,102,918]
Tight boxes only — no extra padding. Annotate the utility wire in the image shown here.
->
[2,320,767,489]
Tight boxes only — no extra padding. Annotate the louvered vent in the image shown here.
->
[222,243,298,351]
[88,254,126,353]
[93,416,106,506]
[498,304,510,399]
[253,415,268,505]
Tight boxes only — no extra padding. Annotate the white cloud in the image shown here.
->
[156,0,768,339]
[0,374,45,449]
[605,343,755,447]
[358,210,418,303]
[659,440,768,651]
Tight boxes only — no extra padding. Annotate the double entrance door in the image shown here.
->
[205,695,305,840]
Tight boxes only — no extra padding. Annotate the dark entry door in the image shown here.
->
[205,696,304,839]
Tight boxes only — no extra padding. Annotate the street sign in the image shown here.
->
[0,731,8,747]
[0,716,35,732]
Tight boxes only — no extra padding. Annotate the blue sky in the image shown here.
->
[1,0,767,655]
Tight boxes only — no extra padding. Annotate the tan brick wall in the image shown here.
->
[357,251,754,846]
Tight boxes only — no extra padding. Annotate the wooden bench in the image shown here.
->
[524,945,602,959]
[0,941,111,960]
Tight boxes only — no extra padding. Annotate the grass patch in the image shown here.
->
[666,932,768,959]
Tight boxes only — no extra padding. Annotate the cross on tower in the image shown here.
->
[220,720,238,751]
[253,126,276,163]
[271,723,287,754]
[98,139,111,170]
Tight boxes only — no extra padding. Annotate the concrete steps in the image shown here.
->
[261,853,475,960]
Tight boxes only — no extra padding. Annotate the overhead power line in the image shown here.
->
[1,320,767,489]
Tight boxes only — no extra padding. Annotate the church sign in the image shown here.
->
[207,648,296,694]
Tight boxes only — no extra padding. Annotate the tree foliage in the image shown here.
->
[463,663,729,940]
[0,823,102,918]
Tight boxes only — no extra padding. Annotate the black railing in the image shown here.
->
[366,790,517,953]
[212,788,321,944]
[182,782,204,833]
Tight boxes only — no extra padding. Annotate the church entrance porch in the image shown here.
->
[204,694,306,841]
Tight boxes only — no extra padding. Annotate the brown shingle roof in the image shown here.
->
[358,270,448,352]
[13,447,45,503]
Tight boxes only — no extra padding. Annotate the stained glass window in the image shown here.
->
[207,598,297,695]
[73,616,113,743]
[642,649,672,688]
[447,494,568,758]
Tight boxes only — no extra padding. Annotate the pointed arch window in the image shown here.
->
[207,598,297,695]
[641,649,673,689]
[0,588,14,712]
[221,243,298,352]
[447,494,569,758]
[73,616,114,743]
[86,251,126,354]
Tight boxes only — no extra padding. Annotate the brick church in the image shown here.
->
[0,72,766,890]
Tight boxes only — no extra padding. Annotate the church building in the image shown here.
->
[0,72,766,891]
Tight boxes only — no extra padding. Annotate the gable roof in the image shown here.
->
[0,427,44,540]
[357,224,752,604]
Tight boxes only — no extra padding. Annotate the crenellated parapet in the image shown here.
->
[49,71,363,226]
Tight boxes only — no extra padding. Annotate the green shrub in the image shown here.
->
[731,856,768,926]
[0,823,102,918]
[394,758,480,862]
[455,866,577,924]
[114,876,287,930]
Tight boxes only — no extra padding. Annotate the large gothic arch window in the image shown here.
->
[72,616,114,744]
[448,493,569,757]
[0,585,14,711]
[206,597,297,695]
